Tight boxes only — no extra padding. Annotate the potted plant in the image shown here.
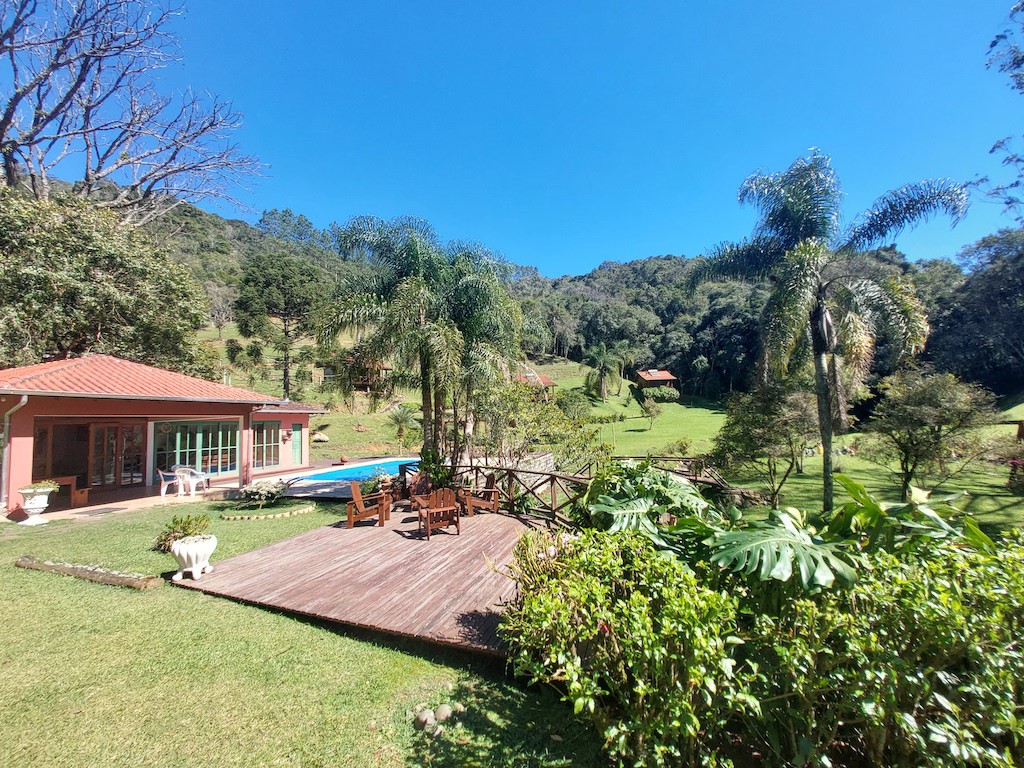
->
[17,480,60,525]
[153,514,217,581]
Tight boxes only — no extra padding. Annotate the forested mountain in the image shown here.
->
[924,229,1024,395]
[514,256,770,398]
[145,198,1024,400]
[148,203,265,287]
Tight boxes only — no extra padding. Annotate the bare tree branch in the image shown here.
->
[1,0,259,223]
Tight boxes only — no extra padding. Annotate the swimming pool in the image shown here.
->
[297,458,419,484]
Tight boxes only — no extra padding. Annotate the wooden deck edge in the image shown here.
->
[171,580,508,658]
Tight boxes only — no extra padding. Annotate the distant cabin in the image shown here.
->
[514,372,557,400]
[635,369,678,389]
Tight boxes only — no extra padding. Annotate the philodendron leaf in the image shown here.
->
[709,512,858,592]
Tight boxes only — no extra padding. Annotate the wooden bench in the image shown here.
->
[45,476,89,508]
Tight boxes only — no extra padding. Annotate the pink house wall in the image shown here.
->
[2,396,313,513]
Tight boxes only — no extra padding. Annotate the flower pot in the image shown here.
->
[18,489,54,525]
[170,534,217,582]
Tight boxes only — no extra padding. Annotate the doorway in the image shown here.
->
[89,423,146,488]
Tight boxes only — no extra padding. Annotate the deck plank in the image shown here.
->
[175,511,534,654]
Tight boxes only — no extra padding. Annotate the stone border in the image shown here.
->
[15,556,163,589]
[220,502,317,521]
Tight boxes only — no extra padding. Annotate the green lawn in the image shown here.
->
[0,502,599,767]
[530,358,726,455]
[730,448,1023,533]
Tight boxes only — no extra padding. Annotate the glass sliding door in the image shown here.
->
[253,421,280,469]
[91,425,117,487]
[154,421,239,477]
[120,425,145,486]
[90,424,147,488]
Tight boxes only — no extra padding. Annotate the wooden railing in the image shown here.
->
[577,455,733,489]
[451,463,589,529]
[396,455,733,528]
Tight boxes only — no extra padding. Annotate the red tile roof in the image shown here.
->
[0,355,278,404]
[257,402,328,414]
[514,373,557,388]
[636,369,678,383]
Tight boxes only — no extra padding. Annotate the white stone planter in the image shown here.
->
[18,489,54,525]
[170,534,217,582]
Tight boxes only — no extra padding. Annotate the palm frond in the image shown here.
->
[747,151,842,247]
[833,309,874,380]
[837,179,969,252]
[316,294,385,346]
[758,241,822,380]
[833,276,928,364]
[688,235,785,288]
[425,320,464,392]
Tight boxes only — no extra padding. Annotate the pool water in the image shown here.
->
[299,459,418,483]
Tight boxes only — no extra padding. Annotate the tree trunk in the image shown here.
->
[420,355,433,456]
[810,302,835,513]
[281,319,292,400]
[433,382,445,458]
[2,149,18,188]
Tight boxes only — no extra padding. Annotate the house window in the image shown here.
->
[253,421,280,469]
[154,421,239,475]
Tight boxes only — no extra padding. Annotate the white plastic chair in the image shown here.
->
[157,468,179,497]
[174,466,210,497]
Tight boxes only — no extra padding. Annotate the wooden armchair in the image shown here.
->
[404,471,432,500]
[459,473,499,516]
[417,488,460,540]
[347,481,391,528]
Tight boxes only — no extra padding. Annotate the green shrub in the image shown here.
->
[418,449,453,488]
[239,480,288,509]
[589,413,627,424]
[502,530,746,768]
[153,514,211,553]
[642,385,679,403]
[504,461,1023,767]
[844,544,1024,767]
[659,438,693,456]
[737,540,1024,767]
[555,389,591,420]
[358,469,395,496]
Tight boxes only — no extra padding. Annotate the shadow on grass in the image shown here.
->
[678,394,726,412]
[404,674,602,768]
[999,391,1024,413]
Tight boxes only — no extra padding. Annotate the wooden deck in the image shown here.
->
[176,509,535,655]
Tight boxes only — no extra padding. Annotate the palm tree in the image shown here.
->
[610,340,635,395]
[318,218,522,466]
[691,151,968,511]
[388,405,419,452]
[584,342,624,401]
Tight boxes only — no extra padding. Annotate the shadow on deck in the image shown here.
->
[175,510,536,656]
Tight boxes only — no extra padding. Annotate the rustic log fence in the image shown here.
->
[451,463,588,528]
[437,455,735,527]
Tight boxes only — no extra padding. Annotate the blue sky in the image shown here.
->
[167,1,1022,277]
